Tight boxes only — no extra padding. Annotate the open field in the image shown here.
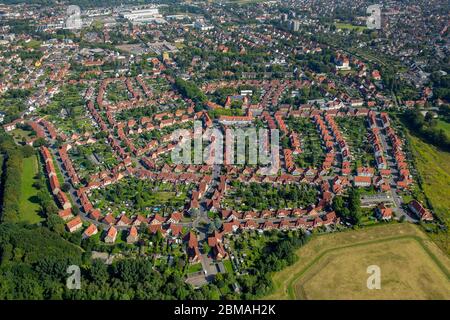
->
[266,223,450,300]
[18,155,43,224]
[335,23,368,32]
[407,133,450,255]
[436,119,450,137]
[408,134,450,227]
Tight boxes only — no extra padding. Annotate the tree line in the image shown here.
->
[0,131,34,223]
[174,78,207,111]
[0,223,219,299]
[236,231,309,299]
[332,188,362,225]
[403,109,450,152]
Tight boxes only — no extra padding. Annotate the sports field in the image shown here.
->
[266,223,450,300]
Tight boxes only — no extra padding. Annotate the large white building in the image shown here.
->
[121,8,162,23]
[194,19,214,31]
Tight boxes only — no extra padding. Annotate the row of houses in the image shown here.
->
[383,114,413,189]
[59,144,80,185]
[40,146,72,214]
[65,216,139,244]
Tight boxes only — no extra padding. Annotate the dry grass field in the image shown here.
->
[266,223,450,300]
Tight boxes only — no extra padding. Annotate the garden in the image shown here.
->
[287,117,325,168]
[222,181,318,211]
[89,178,195,217]
[335,116,374,168]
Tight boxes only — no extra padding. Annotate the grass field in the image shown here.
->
[18,155,44,224]
[266,223,450,300]
[407,133,450,254]
[436,119,450,136]
[335,23,367,32]
[408,134,450,224]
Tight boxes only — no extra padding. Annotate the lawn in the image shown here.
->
[18,155,44,224]
[266,223,450,300]
[187,262,203,274]
[223,259,234,273]
[106,81,129,103]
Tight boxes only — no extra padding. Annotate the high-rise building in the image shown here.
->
[290,20,300,32]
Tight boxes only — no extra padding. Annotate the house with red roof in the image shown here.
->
[58,208,73,221]
[353,176,372,187]
[376,203,393,221]
[184,231,201,263]
[116,214,132,227]
[408,200,433,221]
[83,224,98,239]
[127,226,139,244]
[105,226,118,243]
[66,216,82,233]
[102,214,115,226]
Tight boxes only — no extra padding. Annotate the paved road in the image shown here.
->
[190,161,224,280]
[375,113,417,222]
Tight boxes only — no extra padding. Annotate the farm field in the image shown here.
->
[18,155,43,224]
[266,223,450,300]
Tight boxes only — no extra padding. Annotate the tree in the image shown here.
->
[61,182,71,193]
[21,145,35,158]
[348,188,362,225]
[88,259,109,285]
[214,217,223,230]
[174,78,207,107]
[332,196,345,214]
[33,137,47,147]
[47,215,65,234]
